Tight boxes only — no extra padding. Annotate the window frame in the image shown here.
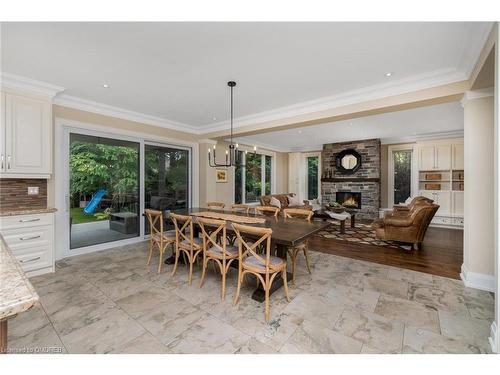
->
[304,151,322,201]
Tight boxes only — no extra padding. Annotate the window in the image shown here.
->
[235,151,273,204]
[306,156,319,200]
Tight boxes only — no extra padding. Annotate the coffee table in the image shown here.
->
[313,209,356,234]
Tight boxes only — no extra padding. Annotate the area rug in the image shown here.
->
[314,220,413,251]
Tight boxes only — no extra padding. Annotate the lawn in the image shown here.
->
[70,207,106,225]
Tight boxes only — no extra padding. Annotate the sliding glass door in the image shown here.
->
[144,143,190,233]
[69,133,140,249]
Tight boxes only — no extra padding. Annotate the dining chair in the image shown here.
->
[283,208,313,283]
[231,204,251,214]
[170,212,203,285]
[232,223,290,322]
[255,205,279,218]
[197,217,238,300]
[207,201,225,209]
[144,209,176,273]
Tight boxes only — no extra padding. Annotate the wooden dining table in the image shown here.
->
[161,207,331,302]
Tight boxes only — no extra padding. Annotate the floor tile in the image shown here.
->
[438,310,492,352]
[334,307,404,353]
[408,283,469,316]
[363,276,409,299]
[403,326,485,354]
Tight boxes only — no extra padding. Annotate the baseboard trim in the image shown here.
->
[460,264,495,292]
[489,321,498,353]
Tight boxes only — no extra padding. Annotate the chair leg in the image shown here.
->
[233,270,243,305]
[290,250,297,285]
[147,241,153,266]
[264,282,270,322]
[199,258,208,288]
[303,247,312,274]
[188,255,194,285]
[171,245,179,276]
[221,270,226,301]
[282,269,290,302]
[157,248,163,274]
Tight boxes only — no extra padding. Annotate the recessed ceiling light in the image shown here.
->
[385,72,393,77]
[298,130,302,134]
[103,84,109,88]
[212,116,217,121]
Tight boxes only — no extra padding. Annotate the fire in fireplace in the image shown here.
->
[336,192,362,209]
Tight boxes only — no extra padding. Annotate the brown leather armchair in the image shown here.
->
[372,200,439,250]
[391,196,434,214]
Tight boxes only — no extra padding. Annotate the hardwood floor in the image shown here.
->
[309,224,463,279]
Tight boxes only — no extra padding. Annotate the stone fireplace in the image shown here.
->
[321,139,381,219]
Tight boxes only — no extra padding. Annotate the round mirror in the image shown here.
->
[335,149,362,174]
[341,154,358,170]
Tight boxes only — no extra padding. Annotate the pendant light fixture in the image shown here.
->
[208,81,256,167]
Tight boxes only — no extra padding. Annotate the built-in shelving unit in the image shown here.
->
[418,138,464,228]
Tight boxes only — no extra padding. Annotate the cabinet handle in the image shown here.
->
[19,256,41,263]
[19,235,41,241]
[7,155,11,169]
[19,218,40,223]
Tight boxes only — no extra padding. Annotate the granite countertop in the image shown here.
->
[0,235,39,320]
[0,207,57,217]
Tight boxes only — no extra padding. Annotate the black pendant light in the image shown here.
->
[208,81,256,168]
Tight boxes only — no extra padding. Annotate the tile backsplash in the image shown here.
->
[0,178,48,212]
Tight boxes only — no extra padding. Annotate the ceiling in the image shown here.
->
[0,22,491,133]
[234,101,464,151]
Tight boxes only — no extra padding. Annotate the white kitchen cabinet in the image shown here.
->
[419,146,435,170]
[452,143,464,170]
[435,145,451,170]
[452,191,464,216]
[0,92,52,177]
[419,190,451,216]
[0,213,55,277]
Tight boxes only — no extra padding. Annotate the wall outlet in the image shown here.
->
[27,186,39,195]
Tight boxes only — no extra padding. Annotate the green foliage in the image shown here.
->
[70,207,104,224]
[94,207,112,220]
[70,141,139,200]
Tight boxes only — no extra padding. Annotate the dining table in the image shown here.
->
[160,207,332,302]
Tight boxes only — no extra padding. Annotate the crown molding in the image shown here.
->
[381,129,464,145]
[460,87,494,107]
[197,138,217,145]
[230,138,292,153]
[0,72,65,98]
[54,94,200,134]
[201,68,468,134]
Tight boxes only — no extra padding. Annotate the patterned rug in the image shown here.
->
[314,220,413,251]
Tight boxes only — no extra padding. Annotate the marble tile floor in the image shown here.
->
[7,241,495,354]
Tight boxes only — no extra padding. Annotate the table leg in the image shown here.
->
[351,215,355,228]
[0,319,7,354]
[251,243,293,302]
[340,220,346,234]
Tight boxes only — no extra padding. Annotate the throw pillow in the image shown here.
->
[269,196,281,209]
[287,194,301,206]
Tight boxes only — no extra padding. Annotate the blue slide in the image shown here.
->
[83,189,107,215]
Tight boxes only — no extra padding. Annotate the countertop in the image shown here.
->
[0,235,39,320]
[0,207,57,217]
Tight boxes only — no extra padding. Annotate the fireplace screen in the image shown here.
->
[336,192,362,209]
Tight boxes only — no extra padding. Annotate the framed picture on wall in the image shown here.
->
[216,169,227,183]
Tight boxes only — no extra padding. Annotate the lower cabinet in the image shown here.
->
[419,190,462,228]
[0,213,55,276]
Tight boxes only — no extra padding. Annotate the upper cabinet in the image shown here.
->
[418,139,462,171]
[0,91,52,178]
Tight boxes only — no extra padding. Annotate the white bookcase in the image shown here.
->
[418,138,464,228]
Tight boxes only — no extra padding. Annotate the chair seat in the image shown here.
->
[152,230,176,242]
[180,237,203,249]
[243,255,285,271]
[371,218,384,229]
[207,244,239,258]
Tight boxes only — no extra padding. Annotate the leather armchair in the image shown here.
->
[372,200,439,250]
[391,196,434,214]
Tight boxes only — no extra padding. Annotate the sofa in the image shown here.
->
[259,193,312,212]
[372,197,439,250]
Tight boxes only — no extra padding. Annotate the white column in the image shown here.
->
[462,89,495,292]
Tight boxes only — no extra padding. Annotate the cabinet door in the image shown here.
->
[435,145,451,170]
[452,143,464,170]
[0,92,5,172]
[419,146,435,170]
[4,93,52,174]
[434,191,451,215]
[452,191,464,216]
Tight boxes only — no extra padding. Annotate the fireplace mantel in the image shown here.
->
[321,177,380,183]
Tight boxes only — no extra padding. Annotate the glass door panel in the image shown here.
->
[393,150,412,204]
[307,156,319,200]
[145,144,189,233]
[69,133,140,249]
